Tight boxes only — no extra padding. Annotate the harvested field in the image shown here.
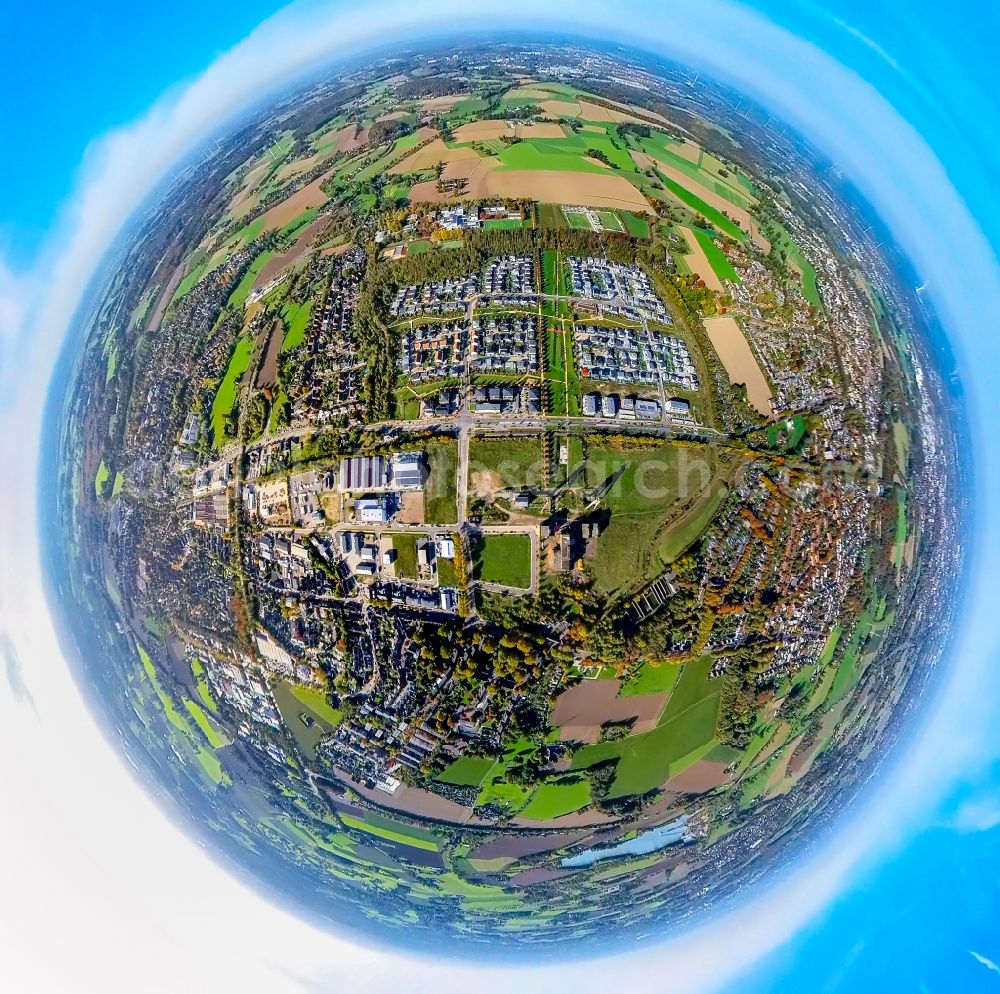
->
[471,830,589,860]
[390,138,481,173]
[551,679,666,744]
[257,215,329,284]
[255,320,281,391]
[409,157,498,203]
[275,152,324,181]
[665,758,729,793]
[257,175,329,232]
[453,119,518,142]
[453,120,568,142]
[482,169,654,213]
[673,141,702,163]
[333,124,370,153]
[655,160,770,251]
[420,93,470,110]
[704,316,773,416]
[681,226,725,293]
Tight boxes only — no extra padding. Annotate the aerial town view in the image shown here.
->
[52,40,962,950]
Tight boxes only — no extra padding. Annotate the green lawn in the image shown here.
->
[272,680,342,759]
[437,755,496,787]
[287,683,343,728]
[620,661,682,697]
[280,300,313,351]
[659,479,729,564]
[473,533,532,588]
[586,441,715,595]
[228,249,277,308]
[211,336,253,447]
[520,777,592,820]
[437,555,460,588]
[95,460,110,498]
[692,227,741,283]
[572,655,721,797]
[392,533,421,578]
[425,441,459,524]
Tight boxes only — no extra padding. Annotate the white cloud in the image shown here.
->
[2,2,1000,993]
[971,951,1000,979]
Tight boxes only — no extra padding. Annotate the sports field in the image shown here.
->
[392,533,421,578]
[473,533,532,588]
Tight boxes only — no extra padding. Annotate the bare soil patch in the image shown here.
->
[472,830,590,860]
[334,124,370,154]
[257,175,330,232]
[420,93,470,111]
[471,469,503,500]
[390,137,480,173]
[704,315,773,416]
[681,227,725,293]
[665,758,729,794]
[257,215,329,285]
[482,169,654,213]
[551,679,666,744]
[396,491,426,525]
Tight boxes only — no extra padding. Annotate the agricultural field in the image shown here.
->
[572,656,723,797]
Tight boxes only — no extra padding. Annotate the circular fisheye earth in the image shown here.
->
[49,38,964,952]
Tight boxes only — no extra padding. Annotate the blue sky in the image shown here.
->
[1,2,999,992]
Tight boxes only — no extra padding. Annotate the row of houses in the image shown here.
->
[568,257,669,323]
[575,324,699,391]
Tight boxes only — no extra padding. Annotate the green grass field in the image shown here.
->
[473,533,532,588]
[620,212,651,239]
[620,661,682,697]
[95,460,109,498]
[658,173,745,241]
[392,533,421,578]
[692,227,741,283]
[437,555,460,588]
[586,441,715,595]
[228,249,277,308]
[572,655,721,796]
[280,300,313,351]
[340,812,440,852]
[184,698,228,749]
[437,755,496,787]
[424,441,459,524]
[520,777,592,820]
[659,479,729,564]
[210,336,253,446]
[483,218,525,231]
